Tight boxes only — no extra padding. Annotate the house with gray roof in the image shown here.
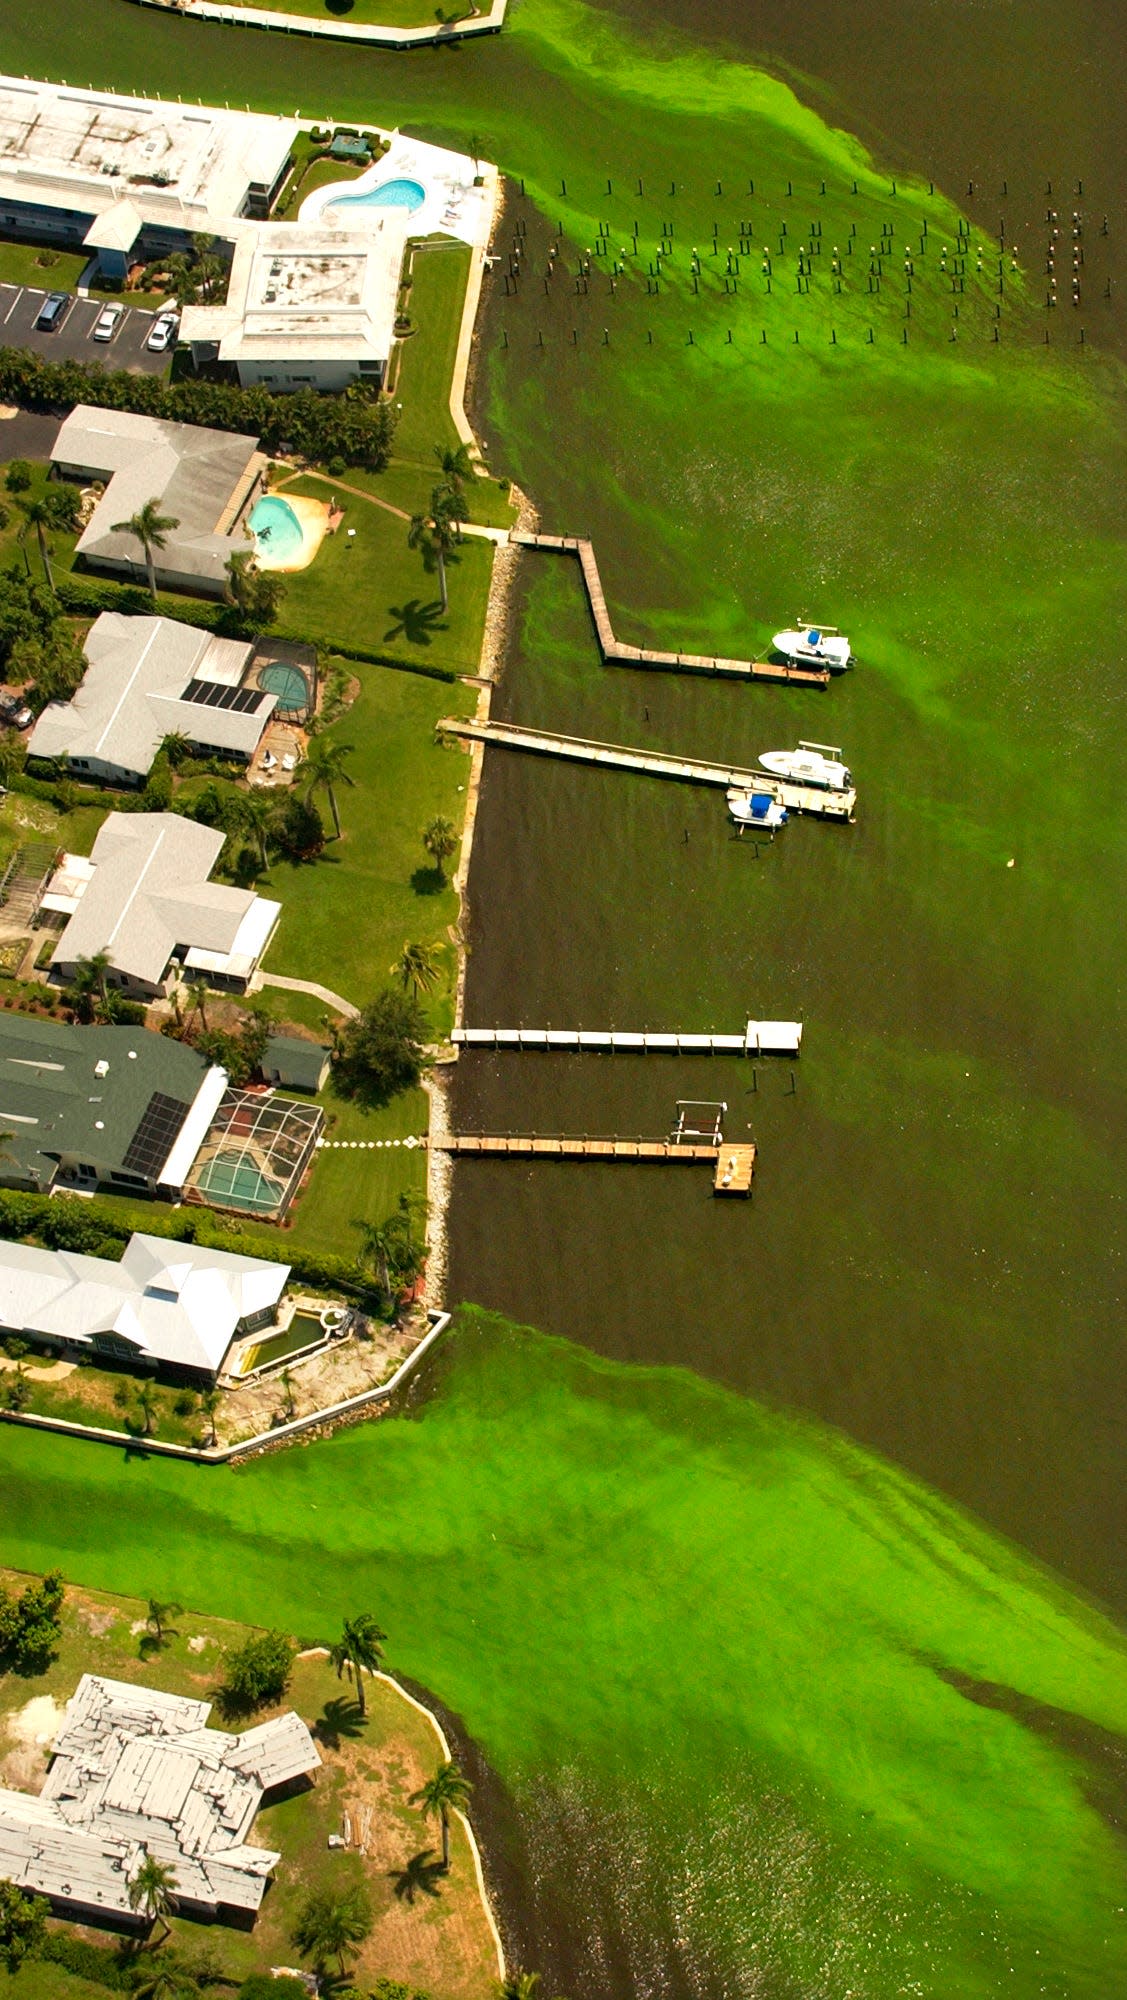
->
[52,406,265,597]
[0,1674,319,1927]
[0,1014,227,1198]
[45,813,281,999]
[29,612,276,785]
[0,1230,288,1381]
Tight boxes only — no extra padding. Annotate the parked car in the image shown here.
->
[146,310,179,353]
[35,291,70,332]
[0,700,33,730]
[92,303,124,342]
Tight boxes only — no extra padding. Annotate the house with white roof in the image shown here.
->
[45,813,281,999]
[51,407,265,599]
[0,1675,319,1925]
[0,1230,288,1382]
[29,611,276,784]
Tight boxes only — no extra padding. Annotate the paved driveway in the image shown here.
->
[0,283,172,376]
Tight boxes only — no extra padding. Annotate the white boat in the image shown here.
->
[759,742,852,791]
[772,624,853,671]
[727,787,788,830]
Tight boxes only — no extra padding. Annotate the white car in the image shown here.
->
[146,311,179,353]
[92,303,124,342]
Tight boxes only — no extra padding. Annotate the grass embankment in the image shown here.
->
[0,1572,498,1999]
[0,1314,1126,1998]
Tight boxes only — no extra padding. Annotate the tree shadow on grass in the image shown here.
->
[410,865,446,897]
[314,1695,367,1750]
[390,1848,445,1903]
[384,599,447,648]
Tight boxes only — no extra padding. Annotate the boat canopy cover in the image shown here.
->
[750,794,774,818]
[807,629,821,644]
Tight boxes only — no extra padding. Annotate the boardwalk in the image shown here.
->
[452,1022,803,1054]
[511,532,831,687]
[432,1135,721,1162]
[440,717,857,819]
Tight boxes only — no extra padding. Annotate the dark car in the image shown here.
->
[35,291,70,332]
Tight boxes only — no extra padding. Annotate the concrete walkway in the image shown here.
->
[252,971,359,1019]
[129,0,507,51]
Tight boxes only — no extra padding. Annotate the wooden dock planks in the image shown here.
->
[432,1135,721,1161]
[714,1144,757,1196]
[440,717,856,820]
[510,531,831,687]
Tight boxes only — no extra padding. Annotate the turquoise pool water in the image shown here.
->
[329,176,427,216]
[193,1151,286,1215]
[258,659,310,713]
[249,495,305,566]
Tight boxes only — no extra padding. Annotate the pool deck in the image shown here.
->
[252,493,331,573]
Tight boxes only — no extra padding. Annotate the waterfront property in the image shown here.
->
[0,1015,226,1199]
[0,1230,288,1382]
[0,76,297,280]
[0,1673,319,1924]
[51,406,265,598]
[44,812,281,999]
[29,612,277,783]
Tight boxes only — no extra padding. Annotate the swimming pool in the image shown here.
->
[250,495,306,567]
[192,1151,286,1215]
[258,659,310,714]
[328,176,427,217]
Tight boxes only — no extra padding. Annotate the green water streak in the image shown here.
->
[0,1315,1125,1995]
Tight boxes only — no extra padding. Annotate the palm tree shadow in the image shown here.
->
[384,599,447,647]
[389,1848,445,1903]
[410,865,446,897]
[314,1695,367,1750]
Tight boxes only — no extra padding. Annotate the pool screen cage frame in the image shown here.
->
[245,638,319,723]
[183,1088,324,1219]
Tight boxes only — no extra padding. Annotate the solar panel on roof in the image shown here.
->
[122,1092,192,1178]
[181,679,266,716]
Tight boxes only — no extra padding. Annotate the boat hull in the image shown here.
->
[773,628,852,671]
[759,750,850,790]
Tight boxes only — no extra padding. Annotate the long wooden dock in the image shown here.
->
[511,532,831,688]
[432,1134,720,1161]
[452,1021,802,1055]
[440,717,856,820]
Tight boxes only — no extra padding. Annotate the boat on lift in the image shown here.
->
[758,741,852,791]
[727,788,788,830]
[772,623,853,671]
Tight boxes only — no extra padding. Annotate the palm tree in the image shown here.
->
[224,548,285,628]
[407,486,461,615]
[199,1386,221,1448]
[329,1612,387,1717]
[291,1885,372,1977]
[17,497,56,589]
[422,816,458,880]
[130,1963,197,2000]
[185,977,209,1034]
[393,941,442,997]
[160,732,192,770]
[298,736,355,841]
[67,950,113,1024]
[111,498,180,602]
[146,1599,183,1649]
[498,1975,543,2000]
[410,1759,473,1872]
[351,1217,396,1311]
[234,787,274,871]
[135,1380,159,1439]
[128,1852,178,1944]
[279,1367,297,1422]
[434,441,475,493]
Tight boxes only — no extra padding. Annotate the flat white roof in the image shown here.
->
[181,214,410,367]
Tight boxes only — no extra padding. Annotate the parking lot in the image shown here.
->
[0,283,173,375]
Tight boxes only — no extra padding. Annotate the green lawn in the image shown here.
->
[341,458,516,529]
[286,1083,429,1259]
[0,458,81,583]
[392,243,474,461]
[0,240,88,294]
[280,477,493,671]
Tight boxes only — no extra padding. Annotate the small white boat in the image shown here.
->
[727,788,788,830]
[773,624,852,671]
[759,742,852,791]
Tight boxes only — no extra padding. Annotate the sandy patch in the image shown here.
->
[76,1602,116,1637]
[252,493,330,573]
[0,1695,63,1789]
[188,1635,213,1654]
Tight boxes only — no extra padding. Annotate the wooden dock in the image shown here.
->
[431,1134,721,1162]
[440,717,856,820]
[452,1021,802,1055]
[714,1144,757,1195]
[511,532,831,688]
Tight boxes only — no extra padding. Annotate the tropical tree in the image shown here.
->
[410,1759,473,1871]
[298,735,355,840]
[0,1880,49,1973]
[66,950,113,1024]
[497,1975,545,2000]
[279,1367,297,1422]
[145,1599,183,1650]
[329,1612,387,1717]
[333,989,429,1106]
[434,440,475,492]
[111,498,180,602]
[135,1380,159,1439]
[129,1957,198,2000]
[422,816,458,879]
[233,787,275,872]
[224,548,285,630]
[160,731,192,770]
[128,1852,178,1944]
[392,940,443,997]
[16,497,56,589]
[352,1217,397,1310]
[199,1386,221,1448]
[407,485,462,615]
[185,976,210,1034]
[290,1885,372,1977]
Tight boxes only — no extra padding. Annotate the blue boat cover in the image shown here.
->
[750,794,773,819]
[807,628,821,644]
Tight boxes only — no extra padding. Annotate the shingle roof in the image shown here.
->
[29,613,272,780]
[49,813,279,990]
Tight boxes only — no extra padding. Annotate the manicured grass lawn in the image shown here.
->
[342,458,515,530]
[0,1572,499,1998]
[2,1316,1127,1998]
[0,240,87,294]
[0,458,81,582]
[9,1360,206,1447]
[280,478,493,673]
[393,243,473,462]
[286,1084,429,1260]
